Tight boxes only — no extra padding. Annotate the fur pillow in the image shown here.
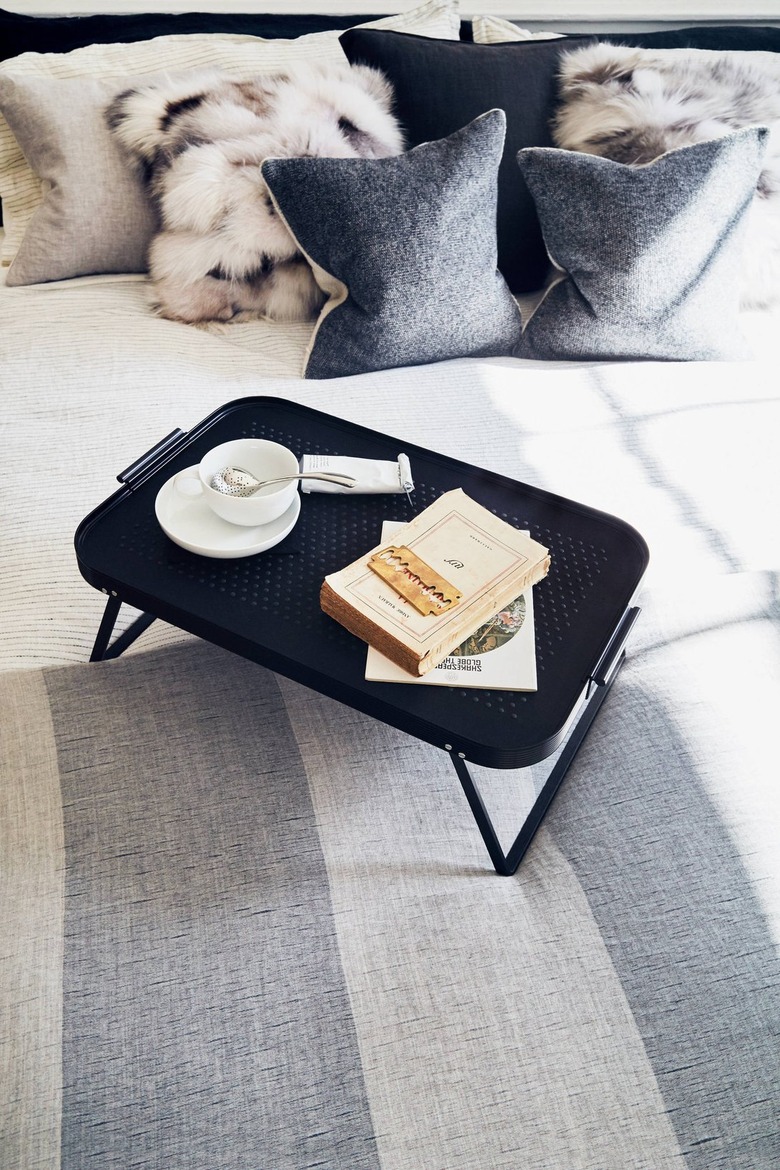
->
[106,64,403,323]
[551,42,780,308]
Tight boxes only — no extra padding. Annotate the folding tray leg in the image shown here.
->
[450,653,625,876]
[89,594,157,662]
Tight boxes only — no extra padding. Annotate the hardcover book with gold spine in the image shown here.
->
[320,488,550,676]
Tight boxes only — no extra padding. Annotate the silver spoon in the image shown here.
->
[210,466,356,497]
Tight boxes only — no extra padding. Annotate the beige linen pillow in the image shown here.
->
[471,16,563,44]
[0,72,164,284]
[0,0,460,280]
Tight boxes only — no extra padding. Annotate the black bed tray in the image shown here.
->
[75,395,649,771]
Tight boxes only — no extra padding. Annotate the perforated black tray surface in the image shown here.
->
[75,396,649,768]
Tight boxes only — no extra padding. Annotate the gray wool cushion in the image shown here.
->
[261,108,523,379]
[515,127,768,362]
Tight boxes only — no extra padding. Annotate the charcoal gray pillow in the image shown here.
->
[261,108,523,379]
[515,127,768,362]
[339,29,590,295]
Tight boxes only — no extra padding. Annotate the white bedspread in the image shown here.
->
[2,271,777,669]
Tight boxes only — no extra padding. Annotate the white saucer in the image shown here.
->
[155,465,301,558]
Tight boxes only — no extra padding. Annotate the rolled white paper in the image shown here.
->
[300,453,414,495]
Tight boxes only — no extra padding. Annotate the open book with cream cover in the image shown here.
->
[320,488,551,676]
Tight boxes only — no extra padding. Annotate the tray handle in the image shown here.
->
[591,606,641,688]
[117,428,187,488]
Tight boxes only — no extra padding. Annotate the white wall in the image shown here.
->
[4,1,780,27]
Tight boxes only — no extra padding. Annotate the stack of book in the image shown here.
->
[320,488,550,689]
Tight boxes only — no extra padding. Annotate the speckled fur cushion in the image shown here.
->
[106,64,403,324]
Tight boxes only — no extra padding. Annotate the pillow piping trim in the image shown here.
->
[262,172,348,377]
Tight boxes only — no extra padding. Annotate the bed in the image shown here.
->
[1,4,779,1167]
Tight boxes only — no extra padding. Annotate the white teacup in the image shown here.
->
[175,439,300,527]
